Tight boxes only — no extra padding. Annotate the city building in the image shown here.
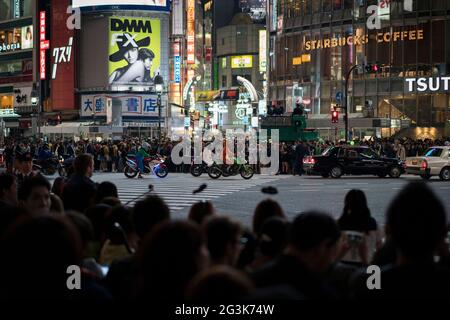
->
[268,0,450,140]
[0,0,36,140]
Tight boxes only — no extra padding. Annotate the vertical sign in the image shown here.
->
[187,0,195,64]
[174,55,181,83]
[259,30,267,73]
[13,0,20,18]
[271,0,277,32]
[172,0,184,36]
[39,11,48,80]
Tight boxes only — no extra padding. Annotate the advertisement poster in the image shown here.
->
[108,16,161,85]
[21,26,33,49]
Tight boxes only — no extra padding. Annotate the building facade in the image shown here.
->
[269,0,450,140]
[0,0,36,140]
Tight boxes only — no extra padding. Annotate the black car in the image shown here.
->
[303,146,405,178]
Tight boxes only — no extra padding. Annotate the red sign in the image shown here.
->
[40,49,46,80]
[50,0,76,111]
[187,0,195,64]
[39,11,49,80]
[40,40,50,50]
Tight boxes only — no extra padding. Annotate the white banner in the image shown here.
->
[81,94,166,117]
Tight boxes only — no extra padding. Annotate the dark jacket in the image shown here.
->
[62,173,97,213]
[251,254,338,300]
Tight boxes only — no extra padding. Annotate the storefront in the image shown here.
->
[269,0,450,139]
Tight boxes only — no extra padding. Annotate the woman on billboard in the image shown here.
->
[109,33,151,84]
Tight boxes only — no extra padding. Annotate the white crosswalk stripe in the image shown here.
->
[112,174,289,211]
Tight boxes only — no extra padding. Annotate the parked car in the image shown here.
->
[405,146,450,181]
[303,146,405,178]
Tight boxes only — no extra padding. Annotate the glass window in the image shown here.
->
[323,0,332,12]
[417,94,432,126]
[424,148,443,157]
[359,148,378,159]
[432,20,445,63]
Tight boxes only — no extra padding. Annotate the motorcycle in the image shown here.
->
[124,154,168,178]
[58,155,75,177]
[207,161,254,180]
[33,156,59,176]
[190,161,210,177]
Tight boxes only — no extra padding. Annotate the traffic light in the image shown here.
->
[331,110,339,123]
[365,63,381,73]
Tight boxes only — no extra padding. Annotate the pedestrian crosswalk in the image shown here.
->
[110,174,288,211]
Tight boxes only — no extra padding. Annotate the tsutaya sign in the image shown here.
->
[304,29,424,51]
[406,77,450,93]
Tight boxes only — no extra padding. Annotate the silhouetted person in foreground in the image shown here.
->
[352,182,450,299]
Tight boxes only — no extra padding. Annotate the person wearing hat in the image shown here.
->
[139,48,156,83]
[109,33,151,84]
[15,151,36,188]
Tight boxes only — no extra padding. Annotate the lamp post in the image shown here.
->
[344,64,359,142]
[154,74,164,140]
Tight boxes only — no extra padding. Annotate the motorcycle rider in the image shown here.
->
[136,142,150,179]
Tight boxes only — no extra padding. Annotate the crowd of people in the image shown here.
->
[2,136,449,177]
[0,150,449,301]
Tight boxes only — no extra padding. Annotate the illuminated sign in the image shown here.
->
[108,17,161,85]
[174,55,181,83]
[259,30,266,72]
[231,55,253,69]
[81,94,164,117]
[304,29,424,51]
[405,77,450,92]
[271,0,277,32]
[292,57,302,65]
[187,0,195,64]
[13,0,20,18]
[40,11,50,80]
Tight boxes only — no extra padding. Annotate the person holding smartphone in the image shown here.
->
[337,189,382,265]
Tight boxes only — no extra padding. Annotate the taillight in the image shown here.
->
[421,160,428,169]
[303,157,315,164]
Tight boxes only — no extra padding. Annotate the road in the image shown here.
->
[84,172,450,229]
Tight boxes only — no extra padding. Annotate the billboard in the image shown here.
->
[72,0,169,11]
[51,0,76,111]
[231,56,253,68]
[108,17,161,85]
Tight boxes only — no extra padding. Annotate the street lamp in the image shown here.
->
[30,88,39,136]
[154,73,164,140]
